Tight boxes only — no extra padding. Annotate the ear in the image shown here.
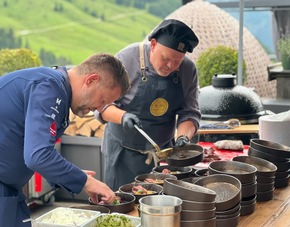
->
[84,74,100,87]
[150,39,157,50]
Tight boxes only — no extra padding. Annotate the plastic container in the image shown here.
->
[33,207,100,227]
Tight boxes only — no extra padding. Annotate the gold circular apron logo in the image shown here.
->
[150,98,168,116]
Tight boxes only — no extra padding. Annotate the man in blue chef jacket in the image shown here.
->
[0,52,130,226]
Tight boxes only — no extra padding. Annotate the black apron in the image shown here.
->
[103,43,184,191]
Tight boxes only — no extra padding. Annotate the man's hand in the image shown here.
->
[175,135,190,147]
[121,112,142,131]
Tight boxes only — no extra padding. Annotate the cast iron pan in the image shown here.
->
[152,165,193,179]
[134,173,177,185]
[118,182,163,204]
[248,146,289,163]
[88,192,135,213]
[194,174,242,211]
[163,178,216,202]
[250,139,290,158]
[166,144,203,167]
[233,155,277,177]
[208,160,257,184]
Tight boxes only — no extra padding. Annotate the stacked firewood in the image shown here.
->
[64,110,105,138]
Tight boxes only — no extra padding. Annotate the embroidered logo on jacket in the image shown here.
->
[50,121,57,137]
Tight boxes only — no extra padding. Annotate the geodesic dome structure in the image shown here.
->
[166,0,276,98]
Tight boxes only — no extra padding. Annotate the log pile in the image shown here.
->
[64,110,105,138]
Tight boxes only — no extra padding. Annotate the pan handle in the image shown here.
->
[134,124,161,153]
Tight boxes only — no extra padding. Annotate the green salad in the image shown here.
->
[95,214,134,227]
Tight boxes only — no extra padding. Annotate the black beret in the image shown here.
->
[148,19,199,53]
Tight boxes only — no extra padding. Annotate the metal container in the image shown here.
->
[139,195,182,227]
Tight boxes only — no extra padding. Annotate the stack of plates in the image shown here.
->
[163,178,216,227]
[208,160,257,216]
[249,139,290,188]
[194,174,241,227]
[233,155,277,202]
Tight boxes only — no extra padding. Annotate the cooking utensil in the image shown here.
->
[118,182,163,204]
[139,195,182,227]
[163,178,216,202]
[152,165,193,180]
[215,118,241,128]
[88,192,135,213]
[208,160,257,184]
[134,173,177,185]
[194,174,242,211]
[232,155,277,177]
[166,144,204,167]
[250,139,290,158]
[134,125,173,159]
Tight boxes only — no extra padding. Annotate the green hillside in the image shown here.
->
[0,0,162,65]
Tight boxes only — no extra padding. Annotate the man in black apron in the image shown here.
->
[95,19,201,191]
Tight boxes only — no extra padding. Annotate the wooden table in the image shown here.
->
[127,182,290,226]
[197,124,259,135]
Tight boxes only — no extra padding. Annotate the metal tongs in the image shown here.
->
[134,125,173,161]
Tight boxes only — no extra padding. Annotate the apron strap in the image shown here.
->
[139,42,147,81]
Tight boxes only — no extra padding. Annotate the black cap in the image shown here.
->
[148,19,199,53]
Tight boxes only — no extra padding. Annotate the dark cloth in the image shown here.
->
[148,19,199,53]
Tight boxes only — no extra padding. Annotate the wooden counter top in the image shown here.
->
[198,124,259,134]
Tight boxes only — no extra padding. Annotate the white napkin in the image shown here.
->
[259,110,290,146]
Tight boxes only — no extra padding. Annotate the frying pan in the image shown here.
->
[250,139,290,158]
[88,192,135,213]
[194,174,242,211]
[152,165,193,179]
[232,155,277,177]
[208,160,257,184]
[166,144,204,167]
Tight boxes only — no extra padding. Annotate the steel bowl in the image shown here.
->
[250,139,290,158]
[134,173,177,186]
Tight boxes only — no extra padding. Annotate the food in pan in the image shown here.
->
[98,196,121,205]
[144,178,164,184]
[161,168,181,174]
[132,185,156,195]
[202,147,222,162]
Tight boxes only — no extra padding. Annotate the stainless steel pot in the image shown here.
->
[139,195,182,227]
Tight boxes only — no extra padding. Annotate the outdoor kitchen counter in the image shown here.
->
[197,124,259,134]
[127,182,290,226]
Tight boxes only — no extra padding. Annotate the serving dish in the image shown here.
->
[208,160,257,184]
[194,174,242,211]
[118,182,163,204]
[250,139,290,158]
[134,173,177,185]
[166,144,203,167]
[33,207,100,227]
[94,213,141,227]
[163,178,216,202]
[233,155,277,177]
[152,165,193,179]
[88,192,135,213]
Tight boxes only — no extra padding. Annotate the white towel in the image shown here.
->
[259,110,290,146]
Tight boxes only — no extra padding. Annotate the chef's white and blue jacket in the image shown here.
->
[0,66,86,226]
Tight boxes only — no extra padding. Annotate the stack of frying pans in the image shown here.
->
[163,178,217,227]
[249,139,290,189]
[194,174,242,227]
[233,155,277,202]
[208,160,257,216]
